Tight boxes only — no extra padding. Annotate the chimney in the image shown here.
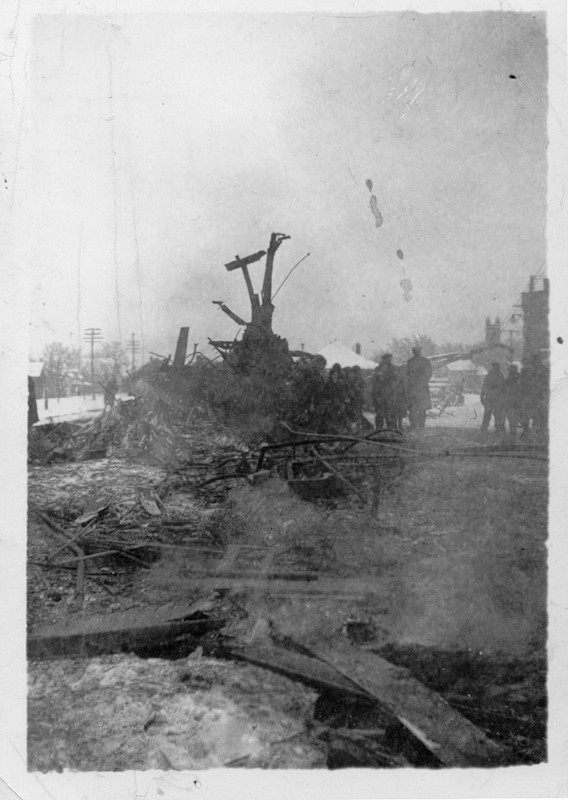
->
[354,343,361,355]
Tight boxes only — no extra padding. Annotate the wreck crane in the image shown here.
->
[221,232,291,334]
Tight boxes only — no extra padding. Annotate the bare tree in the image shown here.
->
[43,342,77,399]
[96,341,129,382]
[374,334,438,364]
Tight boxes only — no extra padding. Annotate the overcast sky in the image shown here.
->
[28,10,547,362]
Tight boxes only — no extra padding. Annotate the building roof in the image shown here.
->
[317,343,378,370]
[446,359,477,371]
[28,361,45,378]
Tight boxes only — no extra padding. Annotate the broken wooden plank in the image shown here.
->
[28,602,226,660]
[301,639,510,768]
[173,326,189,370]
[223,643,370,701]
[224,250,266,271]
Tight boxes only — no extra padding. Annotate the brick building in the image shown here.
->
[521,276,549,358]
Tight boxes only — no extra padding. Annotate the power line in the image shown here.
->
[108,35,122,344]
[83,328,103,400]
[126,332,140,372]
[123,85,146,365]
[271,252,311,302]
[76,222,82,351]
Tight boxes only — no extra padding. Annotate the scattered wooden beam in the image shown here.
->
[223,642,370,701]
[28,602,226,660]
[301,639,510,768]
[173,327,189,370]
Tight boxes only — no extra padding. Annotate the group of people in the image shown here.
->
[289,357,367,433]
[371,346,432,431]
[289,345,434,434]
[480,355,548,437]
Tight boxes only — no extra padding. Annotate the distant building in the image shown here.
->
[521,276,549,358]
[485,316,501,347]
[442,359,487,393]
[65,369,91,396]
[317,343,378,370]
[472,317,510,370]
[28,361,46,396]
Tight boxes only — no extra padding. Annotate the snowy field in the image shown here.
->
[35,394,131,425]
[426,393,483,429]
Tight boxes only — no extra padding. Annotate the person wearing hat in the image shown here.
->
[406,345,432,429]
[480,362,507,433]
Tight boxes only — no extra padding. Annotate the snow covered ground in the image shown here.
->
[35,393,131,425]
[363,394,483,431]
[427,393,483,429]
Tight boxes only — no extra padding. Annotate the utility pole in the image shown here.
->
[223,232,290,334]
[126,332,140,372]
[83,328,103,399]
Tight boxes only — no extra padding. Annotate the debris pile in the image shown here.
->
[26,230,549,772]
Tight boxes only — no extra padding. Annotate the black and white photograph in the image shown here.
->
[2,0,567,796]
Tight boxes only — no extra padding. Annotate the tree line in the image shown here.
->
[37,341,129,398]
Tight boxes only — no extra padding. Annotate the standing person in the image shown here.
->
[406,346,432,429]
[480,362,507,433]
[348,365,366,431]
[291,354,328,431]
[504,364,522,437]
[395,365,408,429]
[372,354,402,430]
[104,374,118,408]
[324,363,346,431]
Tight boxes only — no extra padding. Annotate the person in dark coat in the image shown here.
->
[289,355,325,431]
[480,362,506,432]
[372,354,405,430]
[504,364,522,437]
[104,375,118,408]
[395,365,409,429]
[28,376,39,428]
[406,346,432,429]
[319,363,346,431]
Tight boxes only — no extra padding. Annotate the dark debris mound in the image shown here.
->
[77,396,177,463]
[29,380,245,466]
